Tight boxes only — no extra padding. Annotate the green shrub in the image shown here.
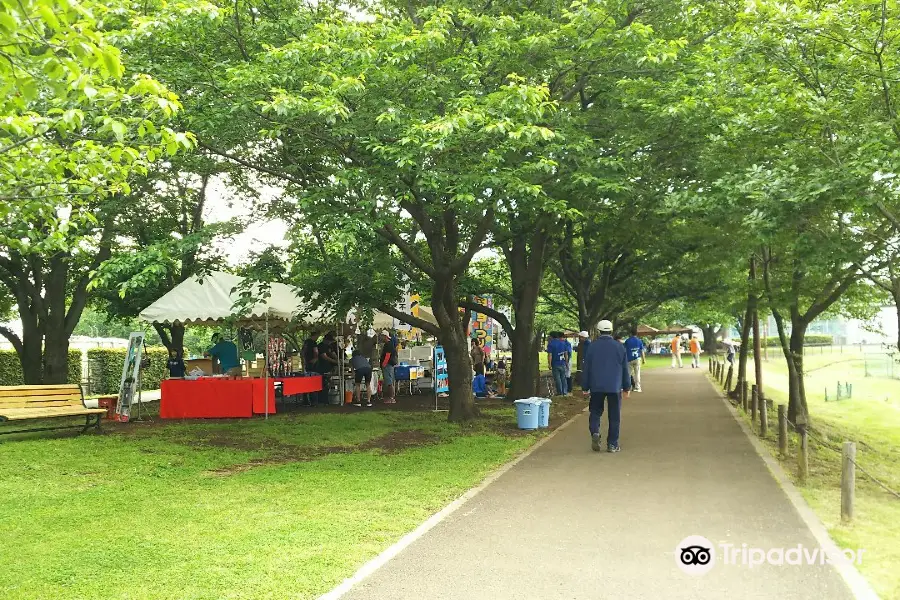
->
[758,335,833,347]
[0,350,24,386]
[87,347,169,395]
[0,349,83,386]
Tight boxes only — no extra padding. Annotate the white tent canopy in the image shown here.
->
[370,306,438,330]
[139,271,326,327]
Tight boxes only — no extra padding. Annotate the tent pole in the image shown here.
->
[265,314,269,421]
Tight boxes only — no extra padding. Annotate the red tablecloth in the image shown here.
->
[249,377,324,414]
[160,376,324,419]
[278,376,323,396]
[160,379,254,419]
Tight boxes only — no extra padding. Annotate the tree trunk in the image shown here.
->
[750,257,763,403]
[735,302,753,395]
[18,324,43,384]
[700,324,719,354]
[154,323,186,354]
[787,320,809,426]
[508,326,538,400]
[42,331,71,384]
[893,288,900,353]
[441,320,476,422]
[752,311,764,404]
[501,225,549,400]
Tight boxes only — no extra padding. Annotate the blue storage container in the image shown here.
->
[537,398,552,428]
[394,365,411,381]
[513,399,540,430]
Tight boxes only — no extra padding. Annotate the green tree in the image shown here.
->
[0,0,187,382]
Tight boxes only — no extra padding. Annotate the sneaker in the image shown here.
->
[352,403,362,407]
[365,402,373,408]
[591,433,601,452]
[607,445,621,453]
[635,388,642,393]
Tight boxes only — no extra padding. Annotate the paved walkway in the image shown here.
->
[340,368,856,600]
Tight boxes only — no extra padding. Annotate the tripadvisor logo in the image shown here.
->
[676,535,866,575]
[676,535,716,576]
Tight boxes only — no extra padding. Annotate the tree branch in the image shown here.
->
[458,299,513,337]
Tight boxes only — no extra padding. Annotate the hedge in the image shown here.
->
[87,347,170,395]
[0,349,83,386]
[760,335,833,347]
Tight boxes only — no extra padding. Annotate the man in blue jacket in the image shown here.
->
[581,319,631,453]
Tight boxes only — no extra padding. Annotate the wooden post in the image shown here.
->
[798,427,809,483]
[760,389,768,437]
[778,404,787,456]
[841,442,856,522]
[751,384,758,423]
[709,359,713,373]
[725,365,733,392]
[741,380,748,411]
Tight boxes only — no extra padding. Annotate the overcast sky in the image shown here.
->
[204,176,289,265]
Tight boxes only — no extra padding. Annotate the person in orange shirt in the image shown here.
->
[689,334,702,369]
[670,335,684,369]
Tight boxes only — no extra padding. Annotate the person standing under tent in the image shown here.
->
[581,319,631,453]
[670,334,684,369]
[689,334,702,369]
[206,334,241,377]
[623,328,646,393]
[546,332,569,396]
[316,333,339,405]
[301,337,318,373]
[350,349,373,407]
[470,339,486,376]
[380,330,398,404]
[166,349,186,379]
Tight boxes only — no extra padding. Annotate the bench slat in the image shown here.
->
[0,401,83,410]
[0,394,83,404]
[0,407,105,420]
[0,387,82,398]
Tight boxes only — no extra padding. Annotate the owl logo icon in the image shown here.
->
[676,536,716,575]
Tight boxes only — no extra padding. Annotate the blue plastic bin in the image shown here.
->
[514,399,540,430]
[537,398,552,428]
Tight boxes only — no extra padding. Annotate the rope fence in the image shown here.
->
[707,356,900,527]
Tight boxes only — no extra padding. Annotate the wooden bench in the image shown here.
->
[0,384,106,436]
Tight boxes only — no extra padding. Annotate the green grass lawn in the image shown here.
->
[0,400,583,600]
[715,349,900,599]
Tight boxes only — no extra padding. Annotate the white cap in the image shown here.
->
[366,328,376,338]
[578,330,589,338]
[598,320,613,333]
[381,329,390,336]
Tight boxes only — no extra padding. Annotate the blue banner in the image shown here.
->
[434,345,449,394]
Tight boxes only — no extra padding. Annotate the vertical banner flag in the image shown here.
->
[469,295,494,356]
[434,345,449,394]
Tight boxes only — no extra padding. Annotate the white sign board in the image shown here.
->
[115,332,144,422]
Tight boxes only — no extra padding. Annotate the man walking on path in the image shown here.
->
[689,334,702,369]
[670,334,684,369]
[581,320,631,453]
[623,328,645,392]
[547,332,569,396]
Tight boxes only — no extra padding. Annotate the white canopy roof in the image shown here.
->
[370,306,438,330]
[139,271,326,327]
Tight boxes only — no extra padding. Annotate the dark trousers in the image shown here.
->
[317,372,331,404]
[588,392,622,447]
